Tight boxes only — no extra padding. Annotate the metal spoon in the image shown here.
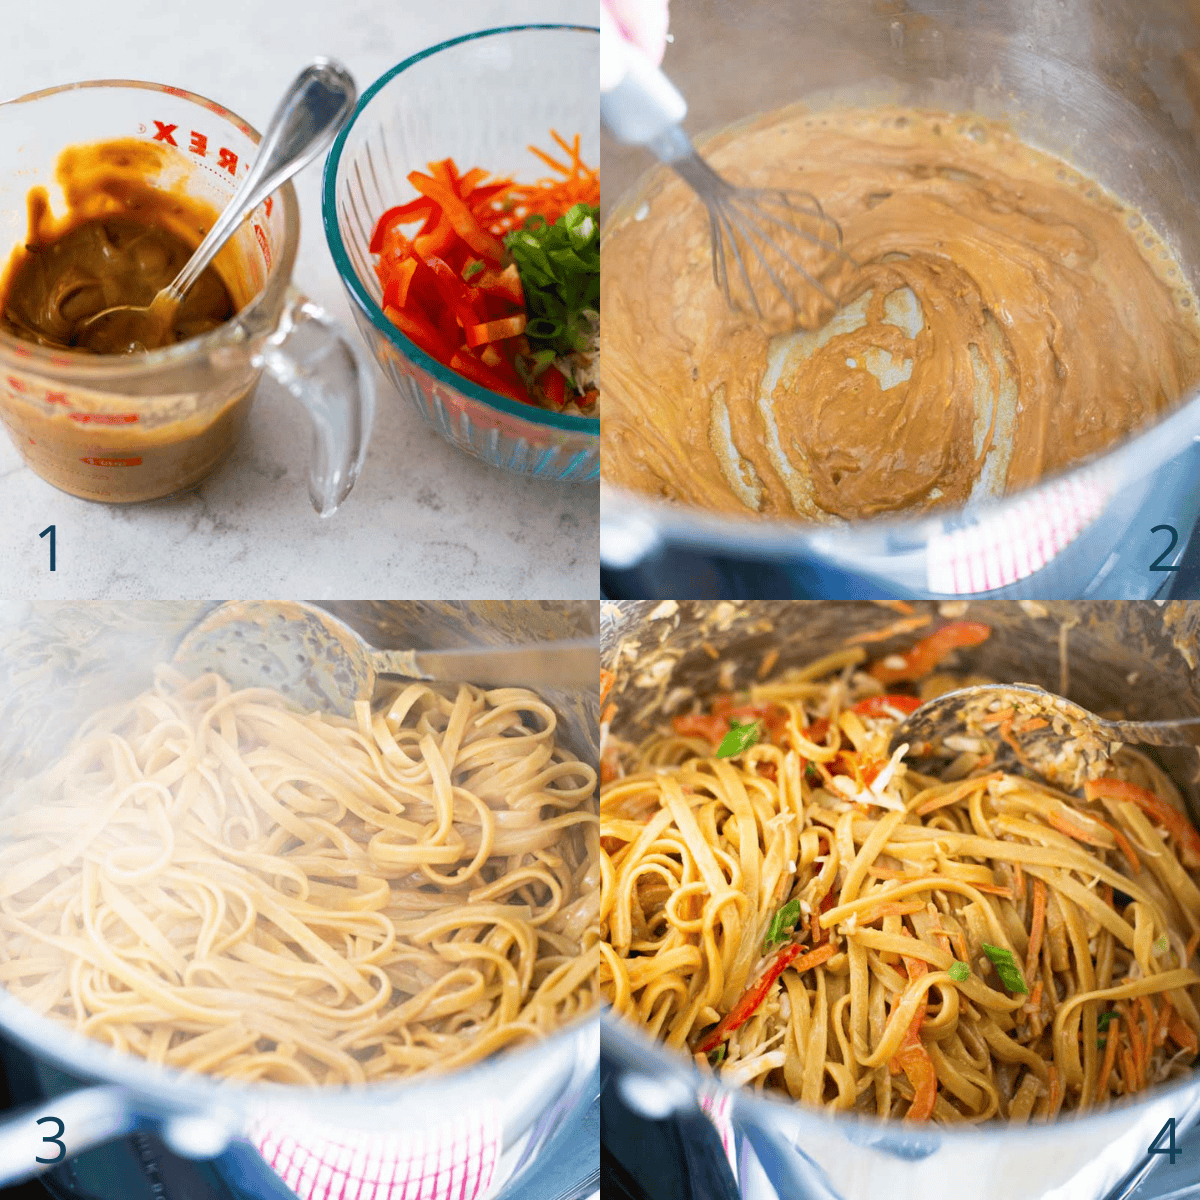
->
[77,59,357,352]
[887,683,1200,758]
[173,601,599,716]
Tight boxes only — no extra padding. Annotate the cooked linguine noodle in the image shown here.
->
[0,666,600,1084]
[599,639,1200,1122]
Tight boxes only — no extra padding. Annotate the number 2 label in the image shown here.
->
[1150,524,1181,572]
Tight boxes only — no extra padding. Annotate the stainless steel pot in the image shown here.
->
[600,0,1200,598]
[600,600,1200,1200]
[0,600,600,1195]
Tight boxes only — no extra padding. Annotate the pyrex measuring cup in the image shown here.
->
[0,80,374,514]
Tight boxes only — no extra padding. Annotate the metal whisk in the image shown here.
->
[651,125,847,319]
[600,21,848,319]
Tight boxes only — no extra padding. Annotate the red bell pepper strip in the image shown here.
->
[475,263,525,307]
[457,166,488,194]
[696,941,837,1055]
[890,951,938,1120]
[672,698,789,748]
[430,158,458,187]
[464,314,528,348]
[1085,777,1200,867]
[423,255,485,328]
[381,257,418,311]
[870,621,992,684]
[369,199,436,252]
[409,170,506,262]
[412,210,456,259]
[541,364,568,406]
[384,305,456,364]
[448,350,528,404]
[852,695,922,718]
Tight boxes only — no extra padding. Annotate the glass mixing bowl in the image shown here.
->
[323,25,599,482]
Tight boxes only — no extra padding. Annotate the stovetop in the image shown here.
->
[0,1035,598,1200]
[601,505,1200,600]
[600,1056,1200,1200]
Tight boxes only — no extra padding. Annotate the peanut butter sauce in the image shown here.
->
[600,108,1200,521]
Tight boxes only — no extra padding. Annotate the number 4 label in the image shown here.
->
[1148,1117,1182,1164]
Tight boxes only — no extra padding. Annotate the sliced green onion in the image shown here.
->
[948,961,970,983]
[462,259,485,280]
[982,943,1029,994]
[504,202,599,360]
[1154,934,1170,955]
[763,895,804,952]
[717,719,760,759]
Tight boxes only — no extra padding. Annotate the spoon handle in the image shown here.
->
[166,58,357,303]
[372,640,600,689]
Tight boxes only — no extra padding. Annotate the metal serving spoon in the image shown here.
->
[888,683,1200,757]
[78,59,356,352]
[173,601,599,717]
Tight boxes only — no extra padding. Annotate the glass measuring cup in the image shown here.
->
[0,80,374,514]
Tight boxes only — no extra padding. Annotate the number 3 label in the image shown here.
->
[35,1115,65,1164]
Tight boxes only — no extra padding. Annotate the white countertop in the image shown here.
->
[0,0,598,599]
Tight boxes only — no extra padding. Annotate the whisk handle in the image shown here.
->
[600,13,687,145]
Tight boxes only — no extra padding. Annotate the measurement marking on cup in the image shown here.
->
[1148,1117,1182,1164]
[38,525,55,571]
[35,1115,65,1164]
[1149,524,1182,572]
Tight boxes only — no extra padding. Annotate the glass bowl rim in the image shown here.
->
[321,24,601,435]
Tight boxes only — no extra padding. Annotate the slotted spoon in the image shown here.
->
[174,600,598,717]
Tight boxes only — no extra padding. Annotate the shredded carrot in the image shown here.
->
[1096,1015,1121,1101]
[869,866,917,881]
[844,615,933,645]
[1139,996,1158,1085]
[1045,1064,1063,1117]
[1047,809,1111,849]
[865,899,929,921]
[913,772,1002,816]
[978,707,1016,727]
[1120,1045,1139,1094]
[972,883,1014,898]
[1154,997,1173,1048]
[1089,815,1141,875]
[1122,1001,1145,1081]
[481,130,599,237]
[1013,860,1025,902]
[1026,880,1047,979]
[1168,1014,1200,1057]
[1013,716,1050,733]
[1024,980,1043,1013]
[876,601,916,614]
[998,715,1039,772]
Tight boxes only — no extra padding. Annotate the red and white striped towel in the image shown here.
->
[246,1104,501,1200]
[699,1086,738,1179]
[926,471,1113,594]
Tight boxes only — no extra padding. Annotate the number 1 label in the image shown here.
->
[39,524,55,571]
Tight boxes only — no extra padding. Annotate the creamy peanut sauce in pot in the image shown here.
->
[600,108,1200,520]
